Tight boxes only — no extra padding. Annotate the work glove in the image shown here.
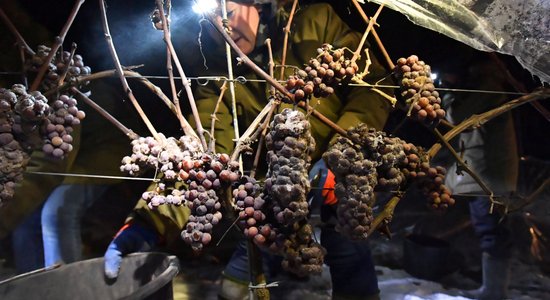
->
[104,222,158,279]
[308,159,337,215]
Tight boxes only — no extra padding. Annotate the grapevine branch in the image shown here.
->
[43,68,198,139]
[350,4,384,64]
[0,7,35,55]
[206,14,348,138]
[155,0,207,150]
[509,178,550,212]
[432,127,496,203]
[58,43,77,86]
[278,0,299,81]
[250,103,277,179]
[209,82,228,153]
[98,0,161,142]
[71,87,139,140]
[428,88,550,158]
[30,0,85,91]
[220,0,242,164]
[368,195,401,237]
[351,0,394,70]
[231,101,275,161]
[250,39,279,178]
[488,53,550,122]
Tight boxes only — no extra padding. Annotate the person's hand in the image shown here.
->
[104,222,158,279]
[308,159,337,214]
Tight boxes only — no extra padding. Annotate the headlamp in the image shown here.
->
[192,0,219,15]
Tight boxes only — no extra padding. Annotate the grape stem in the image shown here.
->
[30,0,85,92]
[0,7,35,56]
[98,0,161,142]
[71,87,139,140]
[155,0,207,151]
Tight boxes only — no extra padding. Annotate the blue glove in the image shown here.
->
[104,222,158,279]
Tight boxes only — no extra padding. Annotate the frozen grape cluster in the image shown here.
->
[234,176,280,251]
[0,85,51,204]
[121,134,241,251]
[26,45,92,92]
[279,221,325,277]
[179,152,240,251]
[42,94,85,159]
[400,143,455,210]
[285,43,358,102]
[261,108,326,276]
[323,124,378,240]
[395,55,445,126]
[324,123,456,240]
[264,108,315,226]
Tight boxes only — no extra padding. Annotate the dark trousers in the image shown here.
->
[469,196,512,259]
[321,226,379,299]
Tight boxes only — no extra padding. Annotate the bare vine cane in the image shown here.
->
[278,0,299,81]
[428,88,550,211]
[367,194,402,237]
[98,0,162,142]
[428,88,550,158]
[209,82,228,153]
[351,0,394,70]
[431,128,497,205]
[30,0,85,92]
[206,13,352,139]
[0,7,35,56]
[58,43,78,86]
[155,0,207,150]
[71,87,139,140]
[488,53,550,122]
[509,178,550,212]
[350,4,384,65]
[44,67,200,140]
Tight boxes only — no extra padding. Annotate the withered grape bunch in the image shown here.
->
[26,45,92,92]
[285,43,358,102]
[324,123,456,240]
[394,55,445,126]
[0,86,34,204]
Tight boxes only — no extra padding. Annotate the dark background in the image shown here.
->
[12,0,549,159]
[1,0,549,290]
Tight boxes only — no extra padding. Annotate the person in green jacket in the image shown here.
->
[104,1,392,299]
